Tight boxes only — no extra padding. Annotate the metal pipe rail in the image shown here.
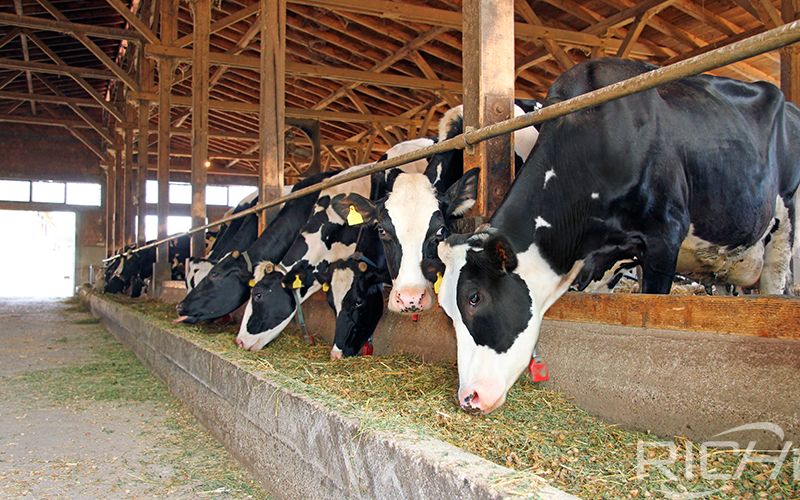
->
[104,19,800,263]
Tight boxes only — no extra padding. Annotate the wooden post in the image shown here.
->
[105,162,115,257]
[155,0,178,295]
[191,0,210,258]
[258,0,286,233]
[783,0,800,285]
[124,106,136,246]
[114,143,125,250]
[137,53,153,246]
[462,0,515,217]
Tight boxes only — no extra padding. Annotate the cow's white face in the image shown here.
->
[437,233,579,414]
[331,170,479,315]
[382,174,441,313]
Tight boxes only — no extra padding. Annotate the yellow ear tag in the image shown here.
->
[346,205,364,226]
[434,272,443,295]
[248,279,256,288]
[322,283,330,292]
[292,275,302,289]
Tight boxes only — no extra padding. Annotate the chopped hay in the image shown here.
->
[102,293,799,498]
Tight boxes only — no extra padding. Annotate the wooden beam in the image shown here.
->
[0,28,20,50]
[105,158,116,256]
[312,27,450,110]
[114,144,125,252]
[0,57,116,80]
[258,0,286,232]
[13,1,35,116]
[0,90,103,108]
[0,113,91,128]
[545,293,800,339]
[463,0,515,217]
[39,104,105,160]
[172,11,262,128]
[174,2,260,48]
[137,52,153,245]
[22,30,125,122]
[130,91,421,124]
[514,0,574,71]
[35,0,140,92]
[289,0,658,54]
[124,106,136,246]
[155,0,178,295]
[105,0,160,44]
[616,11,651,58]
[783,0,800,285]
[145,44,462,92]
[191,0,210,258]
[32,74,114,145]
[0,11,142,41]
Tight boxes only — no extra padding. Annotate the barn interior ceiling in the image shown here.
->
[0,0,790,180]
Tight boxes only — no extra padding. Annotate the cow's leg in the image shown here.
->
[760,196,793,295]
[640,233,683,295]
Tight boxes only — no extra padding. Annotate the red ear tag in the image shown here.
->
[411,313,419,322]
[359,342,374,356]
[529,356,549,383]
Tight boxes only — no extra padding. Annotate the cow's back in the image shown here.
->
[538,58,798,249]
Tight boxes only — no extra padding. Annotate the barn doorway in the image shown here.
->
[0,210,76,298]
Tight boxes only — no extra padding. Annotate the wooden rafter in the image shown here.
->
[35,0,140,92]
[22,30,125,122]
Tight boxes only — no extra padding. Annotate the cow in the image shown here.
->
[435,58,800,415]
[235,139,434,351]
[104,235,189,297]
[174,173,333,323]
[327,103,539,317]
[314,245,389,359]
[184,190,265,291]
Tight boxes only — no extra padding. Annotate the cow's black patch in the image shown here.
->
[456,247,532,353]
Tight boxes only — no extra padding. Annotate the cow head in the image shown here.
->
[315,258,388,359]
[235,199,360,350]
[236,260,319,351]
[185,257,216,291]
[175,250,253,323]
[330,169,478,315]
[436,231,579,414]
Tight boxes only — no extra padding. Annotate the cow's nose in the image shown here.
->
[459,389,482,413]
[394,288,429,312]
[235,337,244,348]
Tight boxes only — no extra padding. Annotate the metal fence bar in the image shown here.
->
[104,19,800,263]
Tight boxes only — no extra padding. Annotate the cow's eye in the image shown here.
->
[468,291,481,307]
[355,298,364,307]
[254,292,263,301]
[435,227,446,240]
[210,271,218,279]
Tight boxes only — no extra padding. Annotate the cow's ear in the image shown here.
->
[314,263,332,287]
[331,193,377,226]
[441,169,479,218]
[483,234,518,274]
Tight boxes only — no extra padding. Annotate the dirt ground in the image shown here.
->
[0,298,266,499]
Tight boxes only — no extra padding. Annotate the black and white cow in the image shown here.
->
[175,173,333,323]
[315,252,389,359]
[436,58,800,414]
[235,139,433,350]
[328,103,539,316]
[104,236,190,297]
[185,190,266,291]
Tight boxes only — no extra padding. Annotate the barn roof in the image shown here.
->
[0,0,789,179]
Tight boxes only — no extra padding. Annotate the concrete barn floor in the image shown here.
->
[0,298,267,499]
